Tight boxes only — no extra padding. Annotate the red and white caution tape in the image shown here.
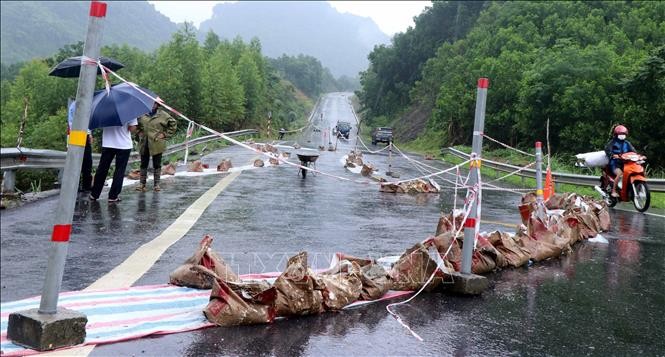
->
[482,133,535,157]
[99,65,476,187]
[356,136,391,154]
[385,186,478,341]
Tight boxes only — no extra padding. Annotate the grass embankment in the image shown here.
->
[396,140,665,210]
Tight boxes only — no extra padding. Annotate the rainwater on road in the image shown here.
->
[2,93,664,356]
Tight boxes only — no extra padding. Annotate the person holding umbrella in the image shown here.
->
[49,56,125,193]
[89,118,138,202]
[88,82,158,202]
[135,98,177,192]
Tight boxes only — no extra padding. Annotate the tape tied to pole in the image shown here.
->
[51,224,72,242]
[68,130,88,147]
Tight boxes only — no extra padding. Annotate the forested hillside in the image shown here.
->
[0,1,177,64]
[199,1,390,77]
[0,26,312,153]
[358,1,665,168]
[269,54,360,98]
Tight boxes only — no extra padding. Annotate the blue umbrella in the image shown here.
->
[88,82,158,130]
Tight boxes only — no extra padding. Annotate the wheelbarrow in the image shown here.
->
[296,149,319,178]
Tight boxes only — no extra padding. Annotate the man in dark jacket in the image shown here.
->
[604,124,636,197]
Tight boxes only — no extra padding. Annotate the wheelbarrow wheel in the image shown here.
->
[301,161,308,178]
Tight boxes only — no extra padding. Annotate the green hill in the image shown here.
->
[199,1,390,78]
[0,1,177,64]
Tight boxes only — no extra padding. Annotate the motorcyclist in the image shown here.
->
[604,124,636,197]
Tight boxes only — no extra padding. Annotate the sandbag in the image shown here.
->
[389,242,441,291]
[545,194,566,210]
[269,157,280,165]
[516,226,562,262]
[487,231,531,268]
[587,199,611,232]
[528,216,572,253]
[576,151,609,168]
[253,159,265,167]
[359,263,392,300]
[196,266,276,327]
[127,169,141,180]
[319,262,363,310]
[428,232,463,272]
[188,160,204,172]
[435,211,464,236]
[161,163,177,176]
[557,216,583,245]
[169,235,239,289]
[476,235,507,269]
[361,164,374,177]
[273,252,325,316]
[217,159,232,172]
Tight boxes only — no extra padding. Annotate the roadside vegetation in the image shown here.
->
[0,25,330,193]
[357,1,664,170]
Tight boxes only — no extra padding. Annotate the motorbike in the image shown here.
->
[595,151,650,212]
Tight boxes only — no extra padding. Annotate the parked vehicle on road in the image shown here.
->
[371,127,393,145]
[336,121,351,139]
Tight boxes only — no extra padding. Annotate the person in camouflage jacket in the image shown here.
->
[136,100,177,191]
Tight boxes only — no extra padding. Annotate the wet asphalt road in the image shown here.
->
[2,92,665,356]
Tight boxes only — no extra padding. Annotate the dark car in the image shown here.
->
[336,121,352,139]
[371,127,393,145]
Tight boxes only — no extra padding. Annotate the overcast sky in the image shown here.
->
[148,1,432,36]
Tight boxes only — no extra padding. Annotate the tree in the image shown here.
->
[148,23,203,120]
[237,51,265,126]
[201,48,245,131]
[203,30,221,55]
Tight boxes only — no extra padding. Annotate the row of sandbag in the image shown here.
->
[345,150,376,177]
[379,178,441,194]
[167,235,455,326]
[432,192,611,274]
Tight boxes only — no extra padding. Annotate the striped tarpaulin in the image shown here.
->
[1,277,411,356]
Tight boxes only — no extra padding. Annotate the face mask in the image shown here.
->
[617,135,626,140]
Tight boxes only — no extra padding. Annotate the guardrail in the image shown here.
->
[442,147,665,193]
[1,129,257,192]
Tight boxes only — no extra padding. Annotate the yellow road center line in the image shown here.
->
[85,171,240,291]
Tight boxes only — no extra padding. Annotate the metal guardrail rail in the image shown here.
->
[0,129,258,172]
[442,147,665,193]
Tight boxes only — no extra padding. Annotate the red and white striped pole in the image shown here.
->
[39,0,107,315]
[460,78,489,274]
[8,1,107,350]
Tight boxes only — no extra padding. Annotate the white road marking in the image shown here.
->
[58,172,241,357]
[86,171,240,290]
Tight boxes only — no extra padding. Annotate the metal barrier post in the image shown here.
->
[2,170,16,193]
[461,78,489,274]
[535,141,544,203]
[7,1,107,350]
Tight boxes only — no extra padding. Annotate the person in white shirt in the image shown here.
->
[89,119,138,202]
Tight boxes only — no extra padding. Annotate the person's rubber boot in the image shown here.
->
[153,169,161,192]
[135,169,147,192]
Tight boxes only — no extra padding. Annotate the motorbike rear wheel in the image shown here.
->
[631,181,650,212]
